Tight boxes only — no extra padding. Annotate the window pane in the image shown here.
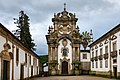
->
[83,54,87,59]
[63,48,67,56]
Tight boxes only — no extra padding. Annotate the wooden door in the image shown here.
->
[3,60,10,80]
[31,66,33,77]
[113,67,117,78]
[20,64,24,80]
[62,61,68,74]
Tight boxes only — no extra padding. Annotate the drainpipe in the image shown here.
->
[109,33,112,78]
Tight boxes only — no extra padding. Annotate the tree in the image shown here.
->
[81,31,90,50]
[39,55,48,72]
[13,10,36,51]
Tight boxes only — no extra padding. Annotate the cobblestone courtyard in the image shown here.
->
[30,76,116,80]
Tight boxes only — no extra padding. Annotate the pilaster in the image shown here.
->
[12,44,15,80]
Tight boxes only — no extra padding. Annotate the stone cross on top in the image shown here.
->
[64,3,66,11]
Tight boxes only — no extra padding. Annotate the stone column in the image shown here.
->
[77,47,80,60]
[56,47,58,74]
[55,47,57,60]
[56,47,58,61]
[52,47,55,60]
[73,47,75,60]
[48,46,51,62]
[50,47,53,60]
[48,46,51,75]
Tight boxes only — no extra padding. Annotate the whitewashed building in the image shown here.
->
[80,50,90,74]
[0,23,40,80]
[89,24,120,78]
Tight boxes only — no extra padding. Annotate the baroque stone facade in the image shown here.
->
[46,4,91,75]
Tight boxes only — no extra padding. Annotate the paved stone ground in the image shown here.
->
[30,76,116,80]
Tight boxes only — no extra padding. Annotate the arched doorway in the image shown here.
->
[0,43,13,80]
[3,60,10,80]
[62,61,68,74]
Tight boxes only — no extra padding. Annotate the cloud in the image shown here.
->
[0,0,120,55]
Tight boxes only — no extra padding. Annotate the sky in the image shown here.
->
[0,0,120,55]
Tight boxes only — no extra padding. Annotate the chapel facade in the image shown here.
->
[46,4,91,75]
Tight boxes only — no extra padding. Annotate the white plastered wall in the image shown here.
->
[91,31,120,72]
[116,32,120,72]
[58,39,72,70]
[0,35,5,80]
[80,52,90,62]
[0,57,1,80]
[91,39,110,72]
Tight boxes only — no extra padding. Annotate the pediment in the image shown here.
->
[104,39,108,44]
[95,45,98,49]
[99,43,103,47]
[60,57,70,62]
[111,34,117,40]
[0,50,13,59]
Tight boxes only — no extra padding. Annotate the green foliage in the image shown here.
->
[15,10,36,50]
[39,55,48,64]
[72,30,81,38]
[81,31,91,50]
[81,31,91,40]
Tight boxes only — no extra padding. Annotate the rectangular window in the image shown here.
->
[105,59,108,68]
[100,60,102,68]
[25,53,27,64]
[92,51,94,58]
[96,50,98,57]
[29,55,31,65]
[119,49,120,55]
[16,47,19,66]
[83,54,87,59]
[100,48,102,55]
[96,61,98,68]
[113,42,117,51]
[16,48,19,61]
[105,46,108,54]
[92,62,94,68]
[113,59,117,63]
[37,66,38,75]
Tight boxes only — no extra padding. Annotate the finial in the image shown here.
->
[90,29,93,35]
[73,13,76,17]
[54,13,56,17]
[64,3,66,11]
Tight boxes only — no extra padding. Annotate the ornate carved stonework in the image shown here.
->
[59,25,72,34]
[46,4,81,75]
[62,38,67,47]
[111,34,117,40]
[61,47,69,57]
[104,39,108,44]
